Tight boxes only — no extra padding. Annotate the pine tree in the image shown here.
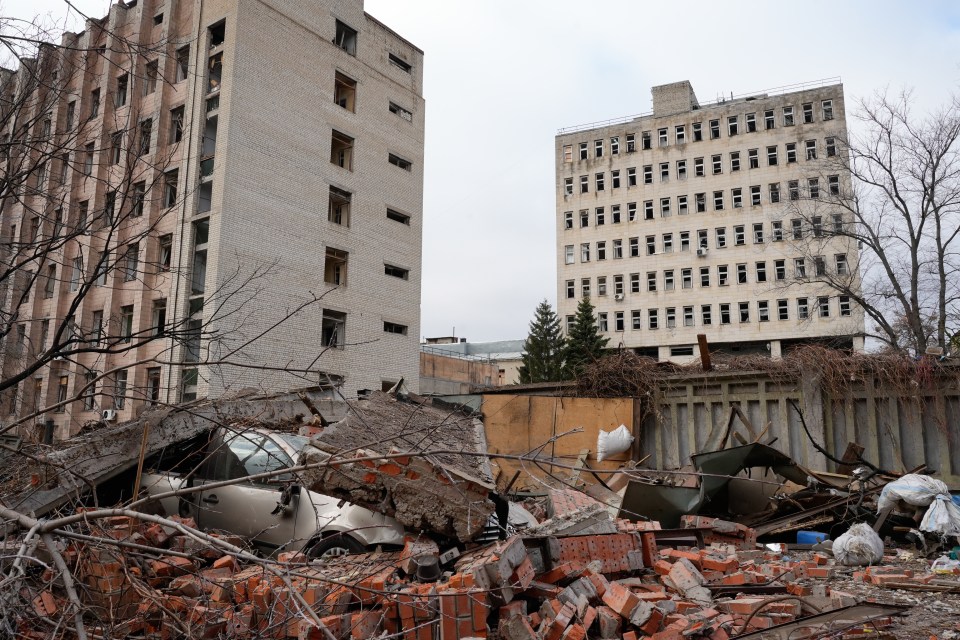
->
[563,297,609,377]
[518,300,566,384]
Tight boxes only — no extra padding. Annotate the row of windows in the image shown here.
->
[563,138,838,195]
[562,100,836,162]
[563,215,847,264]
[564,254,850,298]
[562,177,840,229]
[568,295,853,334]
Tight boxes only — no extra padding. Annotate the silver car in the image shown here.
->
[141,427,406,557]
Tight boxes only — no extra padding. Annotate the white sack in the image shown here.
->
[833,522,884,566]
[877,474,949,512]
[596,424,634,462]
[920,494,960,537]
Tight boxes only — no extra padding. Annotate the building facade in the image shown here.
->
[555,80,864,361]
[0,0,424,439]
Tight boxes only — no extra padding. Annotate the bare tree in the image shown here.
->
[785,89,960,355]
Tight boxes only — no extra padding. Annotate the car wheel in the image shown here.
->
[307,534,365,560]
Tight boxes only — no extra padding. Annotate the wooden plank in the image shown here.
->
[837,441,865,475]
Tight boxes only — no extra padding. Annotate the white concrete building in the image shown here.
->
[0,0,423,438]
[555,80,865,361]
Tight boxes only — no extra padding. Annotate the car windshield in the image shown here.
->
[275,433,309,453]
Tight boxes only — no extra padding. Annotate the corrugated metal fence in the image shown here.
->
[640,370,960,485]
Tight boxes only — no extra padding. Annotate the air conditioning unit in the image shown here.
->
[101,409,118,422]
[614,293,625,301]
[697,248,708,257]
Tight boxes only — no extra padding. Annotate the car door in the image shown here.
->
[197,429,300,553]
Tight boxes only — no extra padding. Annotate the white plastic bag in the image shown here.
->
[596,424,633,462]
[931,555,960,574]
[877,474,949,511]
[921,494,960,536]
[833,522,884,566]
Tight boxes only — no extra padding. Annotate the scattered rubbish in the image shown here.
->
[833,522,885,566]
[932,555,960,574]
[878,473,960,536]
[596,424,633,462]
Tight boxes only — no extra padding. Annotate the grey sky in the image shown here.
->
[7,0,960,342]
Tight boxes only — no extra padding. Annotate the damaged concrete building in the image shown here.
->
[555,80,865,361]
[0,0,424,438]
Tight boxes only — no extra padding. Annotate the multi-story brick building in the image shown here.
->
[555,80,865,361]
[0,0,423,438]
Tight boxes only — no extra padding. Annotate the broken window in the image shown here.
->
[678,195,688,215]
[323,248,349,286]
[579,142,588,160]
[144,61,158,95]
[330,130,354,170]
[124,243,139,281]
[709,119,720,139]
[826,137,836,157]
[767,145,778,166]
[562,145,573,163]
[745,112,756,132]
[646,235,655,255]
[644,201,654,220]
[597,277,607,296]
[566,280,575,298]
[163,169,179,207]
[611,204,621,223]
[335,20,357,55]
[822,100,834,121]
[626,133,635,152]
[646,271,656,291]
[757,300,770,322]
[648,309,659,330]
[580,175,588,193]
[595,139,604,157]
[730,151,740,172]
[629,238,639,257]
[159,234,172,272]
[321,309,346,348]
[753,222,764,243]
[597,312,608,332]
[818,297,830,318]
[596,241,606,260]
[750,185,761,206]
[564,245,574,264]
[694,157,704,177]
[389,101,413,122]
[170,106,184,143]
[384,321,408,335]
[147,368,162,405]
[802,103,814,124]
[389,53,412,73]
[152,299,167,336]
[138,118,152,156]
[798,298,809,319]
[783,106,794,126]
[728,115,738,136]
[795,257,806,277]
[596,207,605,225]
[627,167,636,186]
[692,122,702,141]
[696,193,705,213]
[734,225,745,245]
[119,305,134,343]
[738,302,750,323]
[732,188,742,208]
[564,178,573,195]
[110,132,123,165]
[713,190,724,211]
[610,136,619,154]
[658,128,668,146]
[677,160,687,180]
[788,180,799,201]
[385,263,409,280]
[715,227,726,248]
[665,307,676,328]
[207,52,222,94]
[581,278,590,297]
[675,125,685,144]
[387,153,413,171]
[775,259,786,280]
[663,233,673,252]
[681,268,692,289]
[595,172,604,191]
[756,261,767,283]
[580,243,590,262]
[660,198,671,217]
[564,211,573,229]
[769,182,781,203]
[786,142,797,163]
[737,263,748,284]
[209,21,225,47]
[115,73,128,107]
[839,296,851,316]
[642,131,651,150]
[83,143,94,175]
[764,109,774,130]
[828,175,840,196]
[809,178,820,199]
[805,139,817,161]
[328,186,351,226]
[835,253,848,275]
[176,46,190,82]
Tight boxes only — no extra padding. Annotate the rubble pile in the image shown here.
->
[9,502,924,640]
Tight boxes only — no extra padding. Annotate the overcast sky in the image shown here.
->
[7,0,960,342]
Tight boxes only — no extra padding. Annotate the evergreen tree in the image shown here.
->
[518,300,566,383]
[563,297,609,377]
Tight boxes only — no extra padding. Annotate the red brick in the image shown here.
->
[700,554,738,573]
[600,581,640,617]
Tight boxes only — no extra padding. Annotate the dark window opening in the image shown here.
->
[334,20,358,56]
[388,53,412,73]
